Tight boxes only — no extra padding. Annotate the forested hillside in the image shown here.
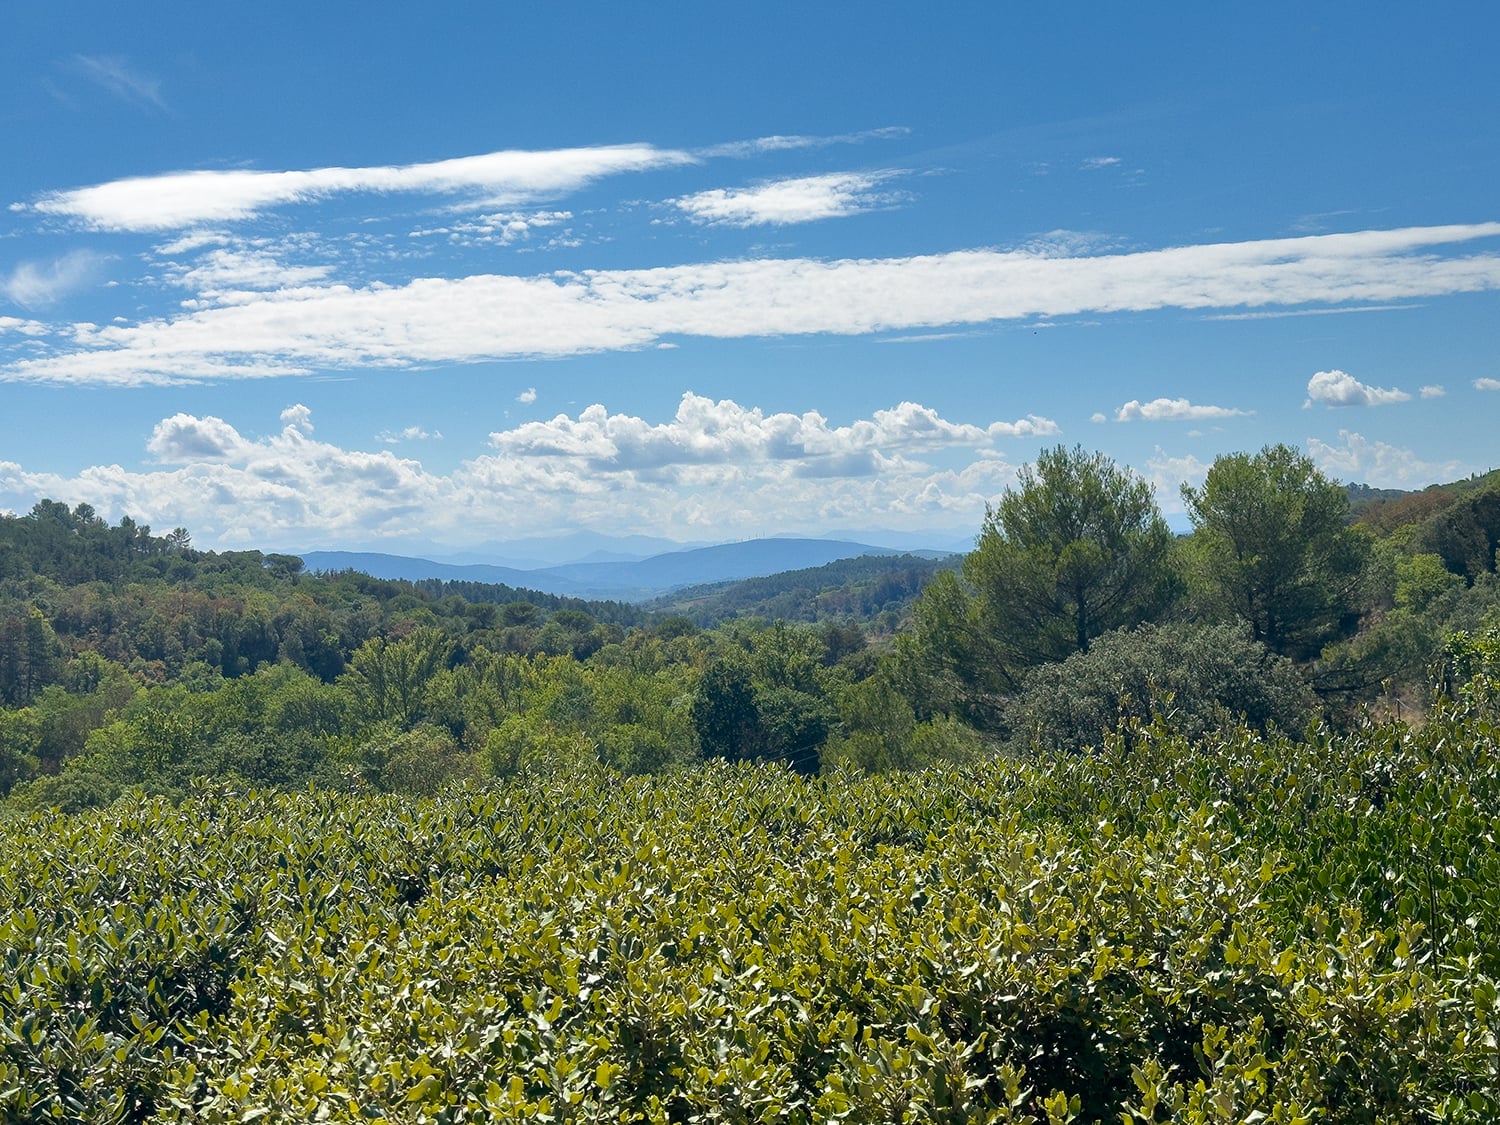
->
[647,552,959,630]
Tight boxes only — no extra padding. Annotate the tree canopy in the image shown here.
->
[964,444,1179,673]
[1182,444,1368,658]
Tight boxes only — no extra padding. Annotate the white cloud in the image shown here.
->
[27,144,695,231]
[0,399,1034,549]
[2,250,108,308]
[378,426,441,444]
[1145,449,1211,515]
[155,230,235,255]
[1305,369,1412,408]
[147,414,249,461]
[1308,430,1468,488]
[489,393,1054,475]
[516,387,538,404]
[1203,303,1422,321]
[1420,385,1445,398]
[6,223,1500,387]
[70,55,166,110]
[1475,377,1500,391]
[989,415,1060,438]
[409,209,573,248]
[672,171,903,226]
[1090,412,1108,424]
[0,316,50,337]
[1082,156,1122,169]
[163,243,334,299]
[697,126,909,159]
[280,404,314,433]
[1114,397,1249,422]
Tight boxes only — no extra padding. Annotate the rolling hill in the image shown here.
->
[300,537,948,601]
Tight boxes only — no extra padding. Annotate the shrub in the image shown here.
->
[1007,622,1316,752]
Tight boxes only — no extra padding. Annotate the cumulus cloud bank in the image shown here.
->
[1308,430,1468,488]
[1305,369,1413,408]
[0,398,1046,548]
[7,224,1500,387]
[490,393,1056,475]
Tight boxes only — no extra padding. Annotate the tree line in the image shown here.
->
[1,441,1497,810]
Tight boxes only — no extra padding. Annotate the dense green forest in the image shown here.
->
[2,444,1500,1118]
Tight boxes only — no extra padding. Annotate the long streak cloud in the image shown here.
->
[24,144,695,231]
[4,223,1500,386]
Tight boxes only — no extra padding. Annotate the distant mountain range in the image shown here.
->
[299,538,955,602]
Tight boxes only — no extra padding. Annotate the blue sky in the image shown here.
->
[2,2,1497,554]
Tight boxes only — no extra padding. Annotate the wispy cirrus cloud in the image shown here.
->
[1304,369,1412,408]
[1201,303,1422,321]
[163,244,334,298]
[1,250,109,308]
[671,171,905,226]
[5,224,1500,387]
[1114,397,1249,422]
[697,126,909,159]
[22,144,695,231]
[69,55,167,111]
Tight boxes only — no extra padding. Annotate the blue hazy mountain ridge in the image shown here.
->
[295,552,588,594]
[428,531,715,570]
[298,538,953,601]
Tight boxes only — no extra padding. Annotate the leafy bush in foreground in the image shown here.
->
[2,669,1498,1123]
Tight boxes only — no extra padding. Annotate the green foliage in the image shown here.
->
[688,624,843,774]
[1316,546,1499,709]
[352,723,480,795]
[1,693,1498,1121]
[0,607,62,706]
[1353,484,1457,538]
[691,656,764,764]
[1435,625,1500,716]
[651,553,956,629]
[1007,622,1317,753]
[897,569,1003,728]
[958,446,1179,689]
[1422,483,1500,580]
[823,671,986,773]
[340,628,451,729]
[1183,444,1369,658]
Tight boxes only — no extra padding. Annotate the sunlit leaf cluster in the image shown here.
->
[3,686,1497,1122]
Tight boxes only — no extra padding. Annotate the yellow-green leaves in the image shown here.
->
[1,717,1498,1122]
